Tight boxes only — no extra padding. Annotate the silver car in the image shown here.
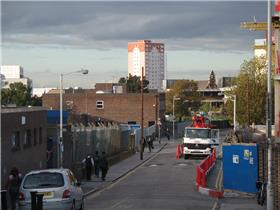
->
[19,168,83,210]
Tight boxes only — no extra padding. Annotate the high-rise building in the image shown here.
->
[128,40,165,91]
[0,65,32,88]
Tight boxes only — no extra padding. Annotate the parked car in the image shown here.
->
[19,168,83,210]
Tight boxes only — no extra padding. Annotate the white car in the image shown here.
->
[19,168,83,210]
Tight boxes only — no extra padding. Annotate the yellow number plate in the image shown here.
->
[42,192,54,198]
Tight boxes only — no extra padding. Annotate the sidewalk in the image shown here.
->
[81,138,168,197]
[203,129,266,209]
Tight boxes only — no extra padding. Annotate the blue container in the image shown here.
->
[223,144,258,193]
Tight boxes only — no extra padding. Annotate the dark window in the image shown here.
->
[23,130,32,148]
[11,131,20,151]
[39,127,42,144]
[23,172,64,189]
[34,128,37,146]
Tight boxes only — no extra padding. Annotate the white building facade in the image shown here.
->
[254,39,266,57]
[128,40,165,91]
[0,65,32,88]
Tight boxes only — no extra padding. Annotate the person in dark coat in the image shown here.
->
[166,128,170,140]
[99,151,109,181]
[6,167,22,210]
[82,155,94,180]
[93,151,100,178]
[147,136,153,152]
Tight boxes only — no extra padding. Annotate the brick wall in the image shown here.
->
[42,91,165,127]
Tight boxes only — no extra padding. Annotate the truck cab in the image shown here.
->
[183,127,212,159]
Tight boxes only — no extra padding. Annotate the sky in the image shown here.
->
[1,1,267,88]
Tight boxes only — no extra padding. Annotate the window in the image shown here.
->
[11,131,20,151]
[23,172,64,189]
[34,128,37,146]
[39,127,43,144]
[23,129,32,148]
[96,100,104,109]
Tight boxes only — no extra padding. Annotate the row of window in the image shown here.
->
[11,128,43,151]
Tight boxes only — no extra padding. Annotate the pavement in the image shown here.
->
[205,129,266,210]
[81,138,168,197]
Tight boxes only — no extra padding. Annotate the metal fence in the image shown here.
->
[134,124,156,146]
[72,123,122,163]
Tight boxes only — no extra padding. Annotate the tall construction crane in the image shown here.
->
[240,17,280,61]
[240,16,280,31]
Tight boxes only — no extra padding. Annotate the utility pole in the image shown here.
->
[173,96,180,140]
[140,67,144,160]
[267,0,273,209]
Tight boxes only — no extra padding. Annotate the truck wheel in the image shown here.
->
[184,154,188,159]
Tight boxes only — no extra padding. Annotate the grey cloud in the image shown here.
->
[2,1,266,52]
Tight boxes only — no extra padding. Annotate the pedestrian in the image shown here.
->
[82,154,94,181]
[93,151,100,178]
[99,151,109,181]
[166,128,170,140]
[147,136,153,152]
[6,167,22,210]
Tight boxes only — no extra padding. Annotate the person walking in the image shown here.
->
[6,167,22,210]
[93,151,100,178]
[166,128,170,140]
[99,151,109,181]
[82,154,94,181]
[147,136,153,152]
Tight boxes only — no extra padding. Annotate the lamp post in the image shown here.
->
[223,95,236,132]
[266,0,273,208]
[233,95,236,132]
[173,96,180,140]
[140,67,144,160]
[59,69,88,168]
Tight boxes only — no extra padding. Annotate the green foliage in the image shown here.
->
[166,80,199,120]
[200,102,211,113]
[224,57,268,126]
[118,74,149,93]
[1,82,42,106]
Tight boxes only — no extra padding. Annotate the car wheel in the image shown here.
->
[78,199,84,210]
[184,154,188,159]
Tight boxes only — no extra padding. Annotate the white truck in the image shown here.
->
[183,117,219,159]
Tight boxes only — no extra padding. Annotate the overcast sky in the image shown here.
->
[1,1,267,88]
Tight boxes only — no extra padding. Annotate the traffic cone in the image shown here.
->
[176,145,181,159]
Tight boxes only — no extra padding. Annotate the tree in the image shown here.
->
[1,82,42,106]
[166,80,199,120]
[224,56,268,126]
[118,74,149,93]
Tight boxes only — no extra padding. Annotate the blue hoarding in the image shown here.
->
[223,144,258,193]
[47,110,68,124]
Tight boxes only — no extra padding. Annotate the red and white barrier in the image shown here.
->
[195,149,224,198]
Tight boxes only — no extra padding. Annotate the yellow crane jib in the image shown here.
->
[240,16,280,31]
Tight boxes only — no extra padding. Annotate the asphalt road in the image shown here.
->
[84,141,217,210]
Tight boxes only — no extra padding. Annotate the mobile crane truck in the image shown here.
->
[183,112,219,159]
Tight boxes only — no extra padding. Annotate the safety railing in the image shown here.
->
[196,149,216,188]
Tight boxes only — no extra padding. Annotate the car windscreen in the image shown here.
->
[23,172,64,189]
[185,128,210,138]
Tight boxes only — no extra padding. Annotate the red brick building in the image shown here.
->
[42,89,165,127]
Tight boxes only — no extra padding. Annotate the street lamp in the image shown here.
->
[59,69,88,168]
[173,96,181,140]
[224,95,236,132]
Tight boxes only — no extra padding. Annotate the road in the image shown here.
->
[84,141,216,210]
